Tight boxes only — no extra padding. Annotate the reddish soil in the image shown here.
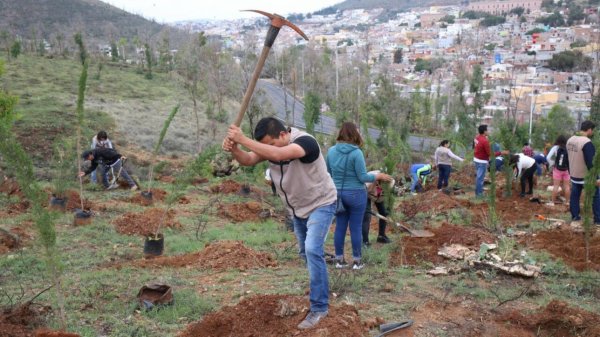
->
[218,201,266,223]
[178,294,365,337]
[158,175,176,183]
[0,303,50,337]
[522,227,600,271]
[113,208,181,236]
[498,300,600,337]
[64,190,93,212]
[132,240,277,271]
[390,222,496,266]
[388,299,600,337]
[0,226,32,254]
[0,177,24,197]
[397,188,565,227]
[34,330,80,337]
[210,180,243,194]
[129,188,167,205]
[210,179,266,199]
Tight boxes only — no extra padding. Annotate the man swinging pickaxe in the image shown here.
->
[232,10,308,127]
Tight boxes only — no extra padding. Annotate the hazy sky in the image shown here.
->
[100,0,341,22]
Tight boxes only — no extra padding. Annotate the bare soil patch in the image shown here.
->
[34,329,80,337]
[0,226,32,254]
[132,240,276,271]
[522,227,600,271]
[210,180,243,194]
[178,294,364,337]
[498,300,600,337]
[113,208,181,236]
[129,188,167,205]
[64,190,93,212]
[390,222,496,266]
[0,303,50,337]
[218,201,267,223]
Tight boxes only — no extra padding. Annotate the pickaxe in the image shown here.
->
[233,10,308,126]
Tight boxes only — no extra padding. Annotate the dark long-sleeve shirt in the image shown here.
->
[84,148,122,175]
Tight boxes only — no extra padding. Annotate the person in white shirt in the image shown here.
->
[434,140,464,190]
[509,153,537,197]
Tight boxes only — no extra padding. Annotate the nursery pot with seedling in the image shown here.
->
[49,195,67,212]
[73,208,92,226]
[140,191,153,206]
[143,233,164,258]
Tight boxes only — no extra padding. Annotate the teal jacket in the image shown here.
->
[326,143,375,190]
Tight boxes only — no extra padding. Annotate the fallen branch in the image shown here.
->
[492,277,537,310]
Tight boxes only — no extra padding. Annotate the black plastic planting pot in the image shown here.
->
[49,196,67,212]
[143,233,164,258]
[140,191,153,206]
[73,208,92,226]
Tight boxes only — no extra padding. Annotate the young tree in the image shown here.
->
[304,91,321,134]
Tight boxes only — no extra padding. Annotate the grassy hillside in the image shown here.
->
[0,0,189,46]
[1,55,228,171]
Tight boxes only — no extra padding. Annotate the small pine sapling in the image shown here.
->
[487,140,498,230]
[582,133,600,267]
[74,32,89,209]
[146,105,180,194]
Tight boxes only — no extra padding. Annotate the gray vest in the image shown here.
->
[268,128,337,219]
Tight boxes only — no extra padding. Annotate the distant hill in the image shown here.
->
[0,0,188,47]
[316,0,465,13]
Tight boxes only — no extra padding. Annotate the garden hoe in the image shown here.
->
[232,10,308,126]
[370,212,434,238]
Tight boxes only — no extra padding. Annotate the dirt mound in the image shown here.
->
[129,188,167,205]
[178,294,365,337]
[113,208,181,236]
[34,329,80,337]
[0,303,49,337]
[0,177,23,197]
[522,227,600,271]
[397,190,465,218]
[133,240,277,271]
[210,180,243,194]
[64,190,93,211]
[0,227,30,254]
[218,201,267,223]
[498,300,600,337]
[390,222,496,266]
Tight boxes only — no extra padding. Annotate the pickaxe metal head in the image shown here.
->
[242,10,308,46]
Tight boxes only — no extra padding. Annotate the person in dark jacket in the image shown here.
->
[79,148,138,190]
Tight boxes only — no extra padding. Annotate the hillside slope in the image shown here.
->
[1,55,228,168]
[0,0,188,46]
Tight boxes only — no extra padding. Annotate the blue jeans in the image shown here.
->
[569,183,600,223]
[293,202,335,312]
[104,159,136,188]
[475,162,488,196]
[334,189,367,261]
[437,164,451,189]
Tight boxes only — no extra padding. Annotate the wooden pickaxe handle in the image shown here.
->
[233,10,308,127]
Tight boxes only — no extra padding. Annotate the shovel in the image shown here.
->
[370,212,434,238]
[106,158,126,190]
[376,320,414,337]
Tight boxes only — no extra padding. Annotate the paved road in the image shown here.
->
[256,79,440,153]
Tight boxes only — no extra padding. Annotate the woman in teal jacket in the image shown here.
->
[326,122,391,270]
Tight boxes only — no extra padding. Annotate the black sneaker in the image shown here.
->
[352,261,364,270]
[335,259,348,269]
[363,241,371,247]
[377,235,391,244]
[519,193,525,198]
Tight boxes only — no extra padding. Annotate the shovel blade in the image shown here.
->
[398,224,435,238]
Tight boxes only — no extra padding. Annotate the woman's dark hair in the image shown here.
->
[554,135,567,147]
[254,117,287,141]
[336,122,363,147]
[439,140,449,147]
[97,131,108,141]
[509,154,520,166]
